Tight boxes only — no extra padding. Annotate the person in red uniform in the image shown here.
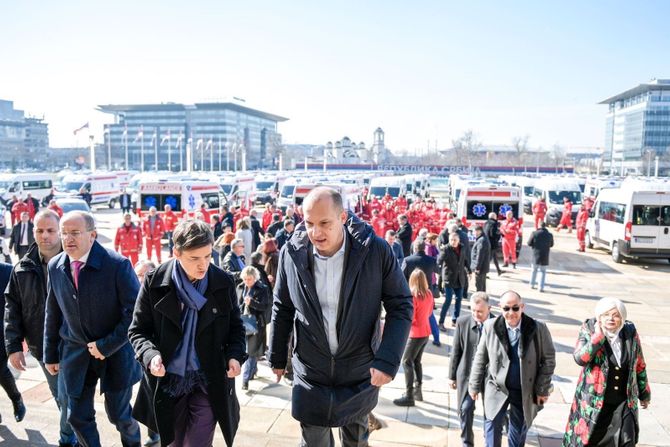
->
[114,213,143,266]
[575,196,594,252]
[25,193,39,220]
[142,206,165,263]
[396,194,408,212]
[369,196,382,215]
[11,198,28,226]
[532,197,547,230]
[198,203,211,224]
[557,197,573,233]
[163,203,179,257]
[382,193,393,207]
[47,199,64,218]
[500,210,520,268]
[370,209,386,237]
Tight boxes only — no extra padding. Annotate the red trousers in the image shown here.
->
[146,239,162,263]
[534,215,544,230]
[558,215,572,231]
[576,227,586,251]
[502,237,517,264]
[121,251,139,267]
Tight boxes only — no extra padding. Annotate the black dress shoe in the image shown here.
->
[13,397,26,422]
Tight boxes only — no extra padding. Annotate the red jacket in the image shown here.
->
[47,204,63,218]
[575,208,589,229]
[199,208,211,224]
[532,200,547,218]
[115,223,143,253]
[142,215,166,241]
[11,201,28,221]
[371,216,386,237]
[410,291,434,338]
[163,210,179,232]
[501,218,520,240]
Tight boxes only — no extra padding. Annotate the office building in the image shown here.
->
[0,99,49,168]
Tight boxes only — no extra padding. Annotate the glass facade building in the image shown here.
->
[600,79,670,174]
[98,102,287,171]
[0,99,49,168]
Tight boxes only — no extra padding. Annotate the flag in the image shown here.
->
[122,126,128,137]
[161,129,171,146]
[150,129,157,144]
[73,122,89,135]
[133,125,144,143]
[196,139,204,150]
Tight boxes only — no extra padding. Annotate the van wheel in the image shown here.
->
[585,231,594,249]
[611,242,623,263]
[108,199,116,209]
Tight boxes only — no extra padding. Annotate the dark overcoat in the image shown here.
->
[269,213,413,427]
[43,241,141,397]
[527,227,554,266]
[438,244,468,289]
[128,260,247,447]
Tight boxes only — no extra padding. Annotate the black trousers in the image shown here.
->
[475,272,487,292]
[491,248,502,274]
[300,414,369,447]
[0,349,21,402]
[402,337,429,391]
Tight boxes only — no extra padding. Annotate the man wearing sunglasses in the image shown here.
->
[468,290,556,447]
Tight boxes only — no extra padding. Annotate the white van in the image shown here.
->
[254,172,289,205]
[457,184,524,252]
[368,176,407,201]
[532,177,582,227]
[219,173,255,207]
[138,179,223,216]
[586,183,670,263]
[500,175,537,215]
[583,177,621,200]
[59,173,121,208]
[0,173,55,203]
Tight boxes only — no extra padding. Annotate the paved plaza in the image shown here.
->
[1,208,669,446]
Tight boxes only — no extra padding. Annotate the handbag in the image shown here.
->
[241,313,258,336]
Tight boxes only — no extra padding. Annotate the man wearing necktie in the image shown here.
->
[44,211,142,447]
[222,238,246,285]
[468,291,556,447]
[450,292,492,447]
[9,212,35,260]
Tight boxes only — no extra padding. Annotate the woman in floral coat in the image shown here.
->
[563,298,651,446]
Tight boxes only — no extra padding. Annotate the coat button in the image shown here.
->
[615,366,620,370]
[213,308,218,314]
[615,376,619,380]
[614,386,619,390]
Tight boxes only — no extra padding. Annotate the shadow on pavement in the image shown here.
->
[0,426,54,446]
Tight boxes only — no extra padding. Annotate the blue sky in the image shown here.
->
[2,1,669,153]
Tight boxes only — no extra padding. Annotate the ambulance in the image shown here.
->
[137,179,224,217]
[457,183,523,254]
[0,172,55,203]
[219,173,256,207]
[59,172,121,208]
[254,172,289,205]
[532,177,583,227]
[367,176,407,201]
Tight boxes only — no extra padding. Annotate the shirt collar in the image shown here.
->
[506,321,520,332]
[68,250,91,265]
[312,226,347,260]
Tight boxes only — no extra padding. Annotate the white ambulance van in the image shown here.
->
[0,173,55,203]
[585,180,670,263]
[59,173,120,208]
[137,179,224,217]
[532,177,582,227]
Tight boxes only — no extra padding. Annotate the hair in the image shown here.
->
[488,212,497,219]
[62,210,96,231]
[223,233,235,245]
[237,218,250,230]
[474,225,484,233]
[172,219,214,253]
[134,259,157,270]
[231,238,244,249]
[250,251,263,265]
[408,269,430,300]
[303,187,344,213]
[211,214,220,223]
[149,206,157,212]
[272,214,281,222]
[262,238,278,254]
[414,240,426,253]
[448,223,459,234]
[448,232,460,242]
[34,209,60,225]
[418,228,429,237]
[398,214,408,221]
[595,297,627,321]
[470,291,490,306]
[385,229,396,238]
[426,233,438,242]
[500,290,522,304]
[241,265,260,281]
[540,221,547,228]
[284,219,295,229]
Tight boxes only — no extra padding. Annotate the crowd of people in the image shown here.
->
[0,187,652,447]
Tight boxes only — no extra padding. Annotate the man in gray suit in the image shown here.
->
[468,290,555,447]
[450,292,492,447]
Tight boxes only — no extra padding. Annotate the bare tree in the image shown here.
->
[511,135,529,166]
[551,143,565,168]
[451,130,482,168]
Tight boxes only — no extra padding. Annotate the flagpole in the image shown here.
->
[107,130,112,170]
[209,139,214,172]
[89,135,96,172]
[218,136,222,171]
[124,127,128,170]
[178,133,183,172]
[154,127,158,172]
[167,130,171,172]
[140,125,145,172]
[234,143,238,172]
[226,142,230,171]
[186,138,193,173]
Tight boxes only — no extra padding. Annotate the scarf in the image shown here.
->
[163,260,209,397]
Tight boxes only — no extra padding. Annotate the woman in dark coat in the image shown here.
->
[437,232,468,329]
[261,237,279,288]
[237,265,270,390]
[128,219,247,447]
[563,297,651,447]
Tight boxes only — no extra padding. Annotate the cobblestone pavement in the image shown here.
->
[0,208,668,446]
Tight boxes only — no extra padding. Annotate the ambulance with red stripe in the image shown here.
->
[59,173,121,208]
[457,184,523,253]
[137,179,224,218]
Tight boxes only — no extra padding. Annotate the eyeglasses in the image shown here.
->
[502,305,521,312]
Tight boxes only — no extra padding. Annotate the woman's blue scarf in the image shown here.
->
[163,260,209,397]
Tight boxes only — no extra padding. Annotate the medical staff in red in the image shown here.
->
[500,210,520,268]
[163,204,179,257]
[142,206,166,263]
[532,197,547,230]
[575,196,594,252]
[114,213,143,266]
[11,199,28,226]
[370,209,386,237]
[557,197,573,233]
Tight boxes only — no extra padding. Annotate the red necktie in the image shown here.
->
[72,260,84,290]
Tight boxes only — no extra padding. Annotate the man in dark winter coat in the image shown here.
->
[396,214,413,257]
[270,187,413,446]
[470,225,491,292]
[484,212,503,276]
[527,221,554,293]
[401,240,438,287]
[5,210,75,445]
[249,209,264,251]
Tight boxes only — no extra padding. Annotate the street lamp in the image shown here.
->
[643,148,654,177]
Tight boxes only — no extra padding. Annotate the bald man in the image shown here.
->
[270,187,413,446]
